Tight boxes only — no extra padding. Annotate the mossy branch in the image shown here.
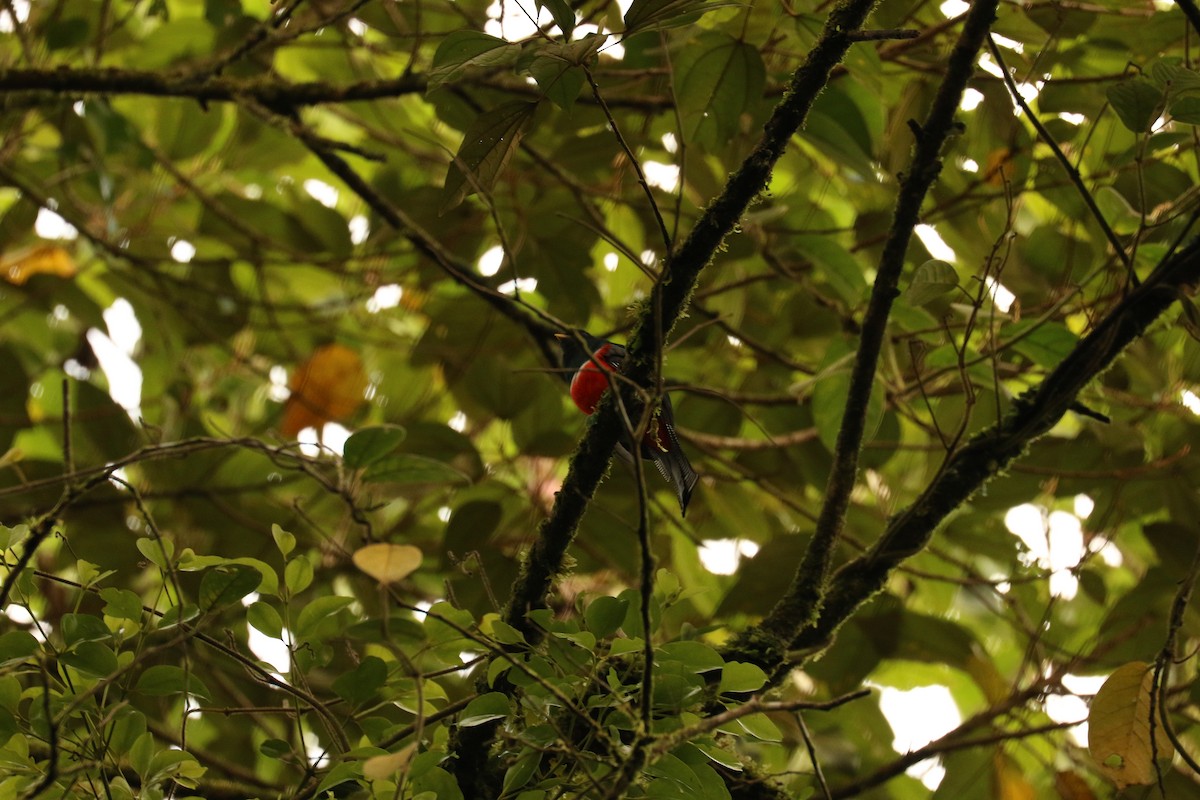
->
[0,65,427,108]
[727,0,1001,660]
[792,235,1200,655]
[502,0,883,641]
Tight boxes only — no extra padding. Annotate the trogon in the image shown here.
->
[555,331,699,516]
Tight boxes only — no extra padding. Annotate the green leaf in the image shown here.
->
[3,524,28,550]
[0,631,37,666]
[285,554,315,594]
[487,657,512,688]
[1106,78,1163,133]
[177,552,280,596]
[1004,320,1079,368]
[343,424,407,469]
[521,35,605,111]
[624,0,737,33]
[61,641,119,678]
[1169,95,1200,124]
[136,536,172,569]
[158,603,200,631]
[332,656,388,705]
[99,588,145,623]
[363,454,471,486]
[691,741,744,771]
[61,613,113,647]
[130,731,154,778]
[794,235,868,306]
[441,102,539,212]
[247,601,284,639]
[428,31,518,92]
[315,761,362,795]
[489,619,527,646]
[584,595,628,638]
[526,57,585,112]
[811,343,884,453]
[718,661,768,694]
[657,641,724,674]
[147,748,203,787]
[674,32,766,148]
[271,524,296,558]
[736,712,782,742]
[294,595,355,640]
[135,665,212,700]
[199,565,262,610]
[260,739,291,759]
[538,0,576,35]
[503,750,541,794]
[107,708,147,757]
[1149,61,1200,94]
[905,259,959,306]
[459,692,511,727]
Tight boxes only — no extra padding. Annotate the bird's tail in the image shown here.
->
[650,444,699,516]
[645,401,699,516]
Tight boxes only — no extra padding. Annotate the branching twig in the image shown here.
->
[1151,527,1200,779]
[986,36,1133,277]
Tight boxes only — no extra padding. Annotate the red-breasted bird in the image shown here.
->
[556,331,699,516]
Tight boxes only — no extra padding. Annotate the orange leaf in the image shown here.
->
[1,244,76,285]
[984,147,1017,188]
[1055,770,1097,800]
[280,344,368,437]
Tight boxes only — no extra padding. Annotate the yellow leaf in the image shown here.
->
[0,244,76,285]
[994,752,1035,800]
[1088,661,1174,789]
[281,343,368,437]
[352,543,422,584]
[362,742,417,780]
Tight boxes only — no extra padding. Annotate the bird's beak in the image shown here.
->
[554,333,568,340]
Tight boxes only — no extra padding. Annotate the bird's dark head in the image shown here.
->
[554,330,610,377]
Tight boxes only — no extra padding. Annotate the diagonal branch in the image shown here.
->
[791,234,1200,657]
[501,0,885,640]
[727,0,1001,662]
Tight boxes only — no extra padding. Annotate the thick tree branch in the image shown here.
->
[501,0,884,640]
[790,234,1200,656]
[0,66,425,108]
[728,0,1000,660]
[1176,0,1200,37]
[451,2,885,796]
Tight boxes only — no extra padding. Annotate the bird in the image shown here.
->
[555,331,699,516]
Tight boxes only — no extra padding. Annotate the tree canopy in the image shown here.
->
[1,0,1200,798]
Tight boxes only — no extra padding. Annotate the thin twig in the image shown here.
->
[1151,529,1200,779]
[797,711,833,800]
[584,66,673,256]
[986,35,1133,277]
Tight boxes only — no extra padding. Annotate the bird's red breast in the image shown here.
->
[569,343,615,414]
[570,343,673,452]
